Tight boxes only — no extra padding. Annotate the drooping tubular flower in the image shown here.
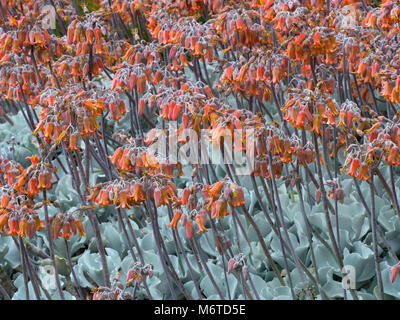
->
[62,222,72,240]
[7,217,19,235]
[131,183,146,203]
[0,194,8,208]
[186,219,193,240]
[358,163,371,181]
[338,109,346,127]
[347,158,361,177]
[37,171,53,190]
[27,176,39,197]
[68,133,80,151]
[211,199,229,219]
[181,187,191,205]
[209,181,224,198]
[152,183,177,207]
[168,210,182,229]
[18,217,27,237]
[392,265,400,283]
[116,189,131,209]
[98,189,111,207]
[51,212,86,240]
[75,219,86,238]
[387,146,399,165]
[0,213,9,232]
[226,184,245,207]
[196,214,208,234]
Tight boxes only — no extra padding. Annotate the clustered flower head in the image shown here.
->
[50,212,85,240]
[111,139,183,176]
[14,155,56,196]
[126,262,154,286]
[0,203,43,238]
[227,253,249,280]
[167,179,246,240]
[92,271,134,300]
[88,174,178,210]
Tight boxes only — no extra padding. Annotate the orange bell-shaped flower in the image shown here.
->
[358,163,371,180]
[211,200,229,219]
[62,222,72,240]
[8,217,19,235]
[18,218,27,237]
[97,189,110,206]
[168,210,182,230]
[229,185,245,207]
[338,110,346,127]
[209,181,224,198]
[196,214,208,234]
[75,219,86,238]
[27,177,39,196]
[0,214,9,231]
[186,220,193,240]
[347,158,361,177]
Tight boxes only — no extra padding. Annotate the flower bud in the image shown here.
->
[227,258,235,274]
[181,188,190,205]
[180,213,187,226]
[315,188,321,204]
[153,188,162,207]
[186,220,193,240]
[336,187,345,204]
[242,265,249,280]
[27,219,36,239]
[392,265,399,283]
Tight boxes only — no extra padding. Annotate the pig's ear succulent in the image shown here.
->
[0,0,400,302]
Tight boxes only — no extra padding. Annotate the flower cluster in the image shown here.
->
[0,204,43,238]
[88,175,178,209]
[92,272,134,300]
[50,212,85,240]
[14,156,56,196]
[126,262,154,286]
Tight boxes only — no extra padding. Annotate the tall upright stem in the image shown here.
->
[43,190,65,299]
[370,173,384,300]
